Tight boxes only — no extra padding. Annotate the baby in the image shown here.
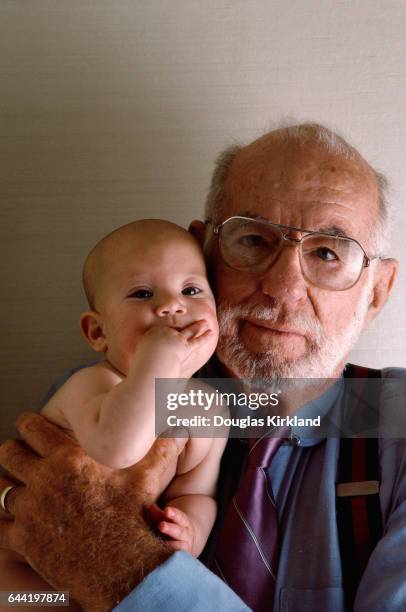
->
[0,219,226,596]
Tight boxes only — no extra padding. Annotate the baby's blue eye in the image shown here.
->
[182,286,201,296]
[130,289,153,299]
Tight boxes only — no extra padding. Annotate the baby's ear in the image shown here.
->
[80,311,107,352]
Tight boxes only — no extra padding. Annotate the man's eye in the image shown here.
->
[314,247,339,261]
[238,234,266,247]
[182,286,201,296]
[129,289,153,299]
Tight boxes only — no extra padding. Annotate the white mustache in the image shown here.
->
[217,302,323,345]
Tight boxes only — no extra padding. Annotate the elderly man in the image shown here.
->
[0,123,404,612]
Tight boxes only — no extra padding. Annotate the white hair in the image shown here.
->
[216,268,374,384]
[204,123,390,255]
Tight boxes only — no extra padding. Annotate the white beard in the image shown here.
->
[216,283,372,385]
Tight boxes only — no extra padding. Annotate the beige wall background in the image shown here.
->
[1,0,405,440]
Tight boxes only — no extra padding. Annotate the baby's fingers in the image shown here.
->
[159,508,194,553]
[179,320,209,340]
[159,520,185,541]
[187,329,214,350]
[163,505,191,526]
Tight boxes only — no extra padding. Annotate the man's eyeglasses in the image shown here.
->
[209,216,381,291]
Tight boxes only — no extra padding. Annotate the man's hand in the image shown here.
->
[0,413,186,611]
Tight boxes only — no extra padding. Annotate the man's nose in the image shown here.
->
[259,244,309,305]
[154,294,187,317]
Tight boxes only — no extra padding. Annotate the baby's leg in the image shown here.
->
[0,549,81,611]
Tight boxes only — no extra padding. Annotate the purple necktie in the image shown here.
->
[214,435,285,611]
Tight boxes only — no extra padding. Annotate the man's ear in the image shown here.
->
[188,220,206,247]
[365,258,398,325]
[80,311,107,352]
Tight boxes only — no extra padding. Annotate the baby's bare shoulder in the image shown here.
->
[41,362,123,427]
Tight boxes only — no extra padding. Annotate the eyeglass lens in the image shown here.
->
[219,218,365,290]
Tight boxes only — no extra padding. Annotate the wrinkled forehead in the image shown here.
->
[221,142,379,243]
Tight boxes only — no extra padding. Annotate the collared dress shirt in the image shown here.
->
[116,367,406,612]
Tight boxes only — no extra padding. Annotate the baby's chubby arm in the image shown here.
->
[155,434,228,557]
[42,320,215,469]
